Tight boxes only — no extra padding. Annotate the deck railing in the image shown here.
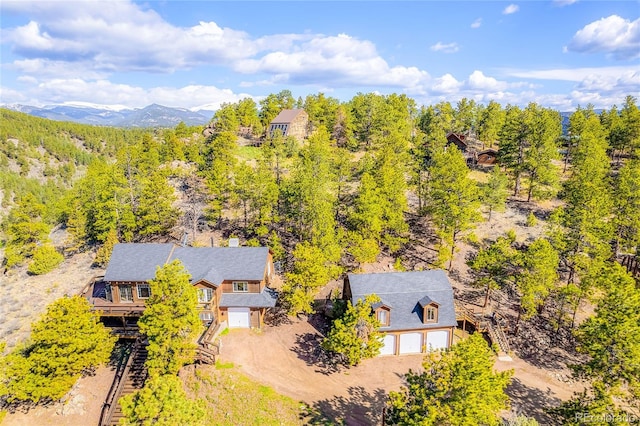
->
[99,338,141,426]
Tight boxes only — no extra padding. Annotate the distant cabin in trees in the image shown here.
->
[476,148,498,166]
[83,243,277,336]
[268,109,309,142]
[343,270,456,356]
[446,132,469,152]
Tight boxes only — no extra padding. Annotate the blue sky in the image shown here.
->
[0,0,638,111]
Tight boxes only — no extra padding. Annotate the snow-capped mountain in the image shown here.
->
[2,103,214,127]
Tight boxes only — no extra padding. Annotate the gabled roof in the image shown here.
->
[347,270,456,331]
[104,243,269,285]
[418,295,438,308]
[446,132,468,147]
[270,109,306,124]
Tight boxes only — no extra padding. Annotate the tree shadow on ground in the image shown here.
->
[506,377,562,425]
[302,386,388,426]
[290,332,342,376]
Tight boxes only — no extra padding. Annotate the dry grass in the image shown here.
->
[0,251,99,349]
[183,364,307,426]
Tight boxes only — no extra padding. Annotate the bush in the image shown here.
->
[28,244,64,275]
[526,211,537,227]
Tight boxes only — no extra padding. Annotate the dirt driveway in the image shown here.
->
[219,314,580,425]
[217,315,424,425]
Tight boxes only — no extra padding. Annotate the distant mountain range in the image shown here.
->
[2,103,215,127]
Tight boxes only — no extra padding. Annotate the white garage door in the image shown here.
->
[426,331,449,351]
[379,334,396,356]
[228,307,251,328]
[399,333,422,354]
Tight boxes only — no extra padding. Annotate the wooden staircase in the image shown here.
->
[99,339,148,426]
[455,301,511,355]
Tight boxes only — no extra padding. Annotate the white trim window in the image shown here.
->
[137,283,151,299]
[120,285,133,302]
[197,288,213,303]
[233,281,248,292]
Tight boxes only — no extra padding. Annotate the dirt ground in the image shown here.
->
[2,366,114,426]
[217,314,579,425]
[217,316,424,425]
[0,251,101,349]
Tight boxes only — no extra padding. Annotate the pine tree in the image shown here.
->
[138,260,202,377]
[3,193,51,268]
[427,147,481,270]
[0,296,116,403]
[282,241,339,315]
[477,100,505,148]
[482,166,510,222]
[94,228,119,267]
[499,105,528,197]
[517,239,559,320]
[322,294,384,366]
[385,333,512,426]
[613,158,640,255]
[558,114,613,287]
[522,103,561,201]
[27,243,64,275]
[136,171,179,238]
[119,374,206,426]
[574,263,640,396]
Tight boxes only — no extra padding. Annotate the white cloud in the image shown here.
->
[431,74,462,94]
[467,70,509,91]
[505,65,639,82]
[0,77,253,110]
[430,42,460,53]
[567,15,640,60]
[553,0,578,6]
[3,2,261,73]
[471,18,482,29]
[503,4,519,15]
[235,33,431,89]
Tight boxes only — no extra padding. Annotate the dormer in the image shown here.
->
[372,301,391,327]
[418,295,439,324]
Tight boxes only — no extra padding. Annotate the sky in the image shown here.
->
[0,0,638,112]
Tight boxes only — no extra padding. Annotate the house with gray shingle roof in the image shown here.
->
[344,270,456,356]
[87,243,277,333]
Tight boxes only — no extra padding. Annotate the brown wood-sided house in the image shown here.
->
[476,148,498,166]
[446,132,468,152]
[268,109,309,142]
[343,270,456,356]
[85,243,277,335]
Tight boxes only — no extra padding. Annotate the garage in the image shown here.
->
[379,334,396,356]
[425,330,449,351]
[399,332,422,354]
[227,307,251,328]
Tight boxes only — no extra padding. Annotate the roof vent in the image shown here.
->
[228,238,240,247]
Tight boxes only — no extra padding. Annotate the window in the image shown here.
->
[137,284,151,299]
[426,306,437,322]
[377,309,389,325]
[105,284,113,302]
[120,285,133,302]
[233,281,248,292]
[199,311,214,321]
[197,288,213,303]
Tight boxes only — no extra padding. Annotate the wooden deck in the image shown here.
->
[454,301,511,355]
